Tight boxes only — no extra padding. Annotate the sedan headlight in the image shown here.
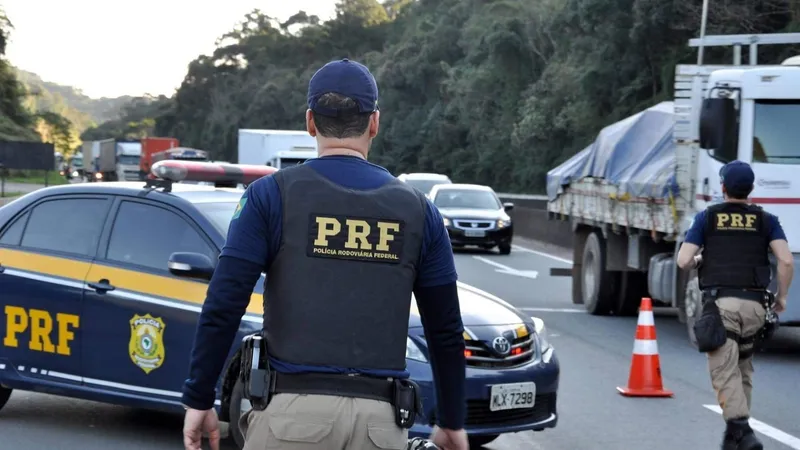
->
[406,337,427,363]
[496,219,511,228]
[443,217,452,227]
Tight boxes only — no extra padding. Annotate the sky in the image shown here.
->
[3,0,337,99]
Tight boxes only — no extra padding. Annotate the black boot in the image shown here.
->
[721,418,763,450]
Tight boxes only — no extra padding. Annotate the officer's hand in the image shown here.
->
[776,295,787,313]
[430,426,469,450]
[183,407,220,450]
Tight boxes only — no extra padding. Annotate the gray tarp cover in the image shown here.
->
[546,101,680,201]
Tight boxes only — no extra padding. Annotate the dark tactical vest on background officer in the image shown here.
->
[699,202,771,292]
[264,163,427,370]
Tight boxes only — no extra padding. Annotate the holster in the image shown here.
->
[693,291,728,353]
[239,332,272,411]
[392,378,423,429]
[757,291,779,344]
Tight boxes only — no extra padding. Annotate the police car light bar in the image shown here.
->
[150,160,278,187]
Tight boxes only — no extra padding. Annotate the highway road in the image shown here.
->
[1,237,799,449]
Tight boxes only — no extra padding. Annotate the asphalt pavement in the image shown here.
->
[1,235,799,449]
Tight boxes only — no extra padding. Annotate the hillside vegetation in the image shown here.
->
[0,8,38,142]
[122,0,800,192]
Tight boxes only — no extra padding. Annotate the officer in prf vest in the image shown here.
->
[181,58,469,450]
[677,160,793,450]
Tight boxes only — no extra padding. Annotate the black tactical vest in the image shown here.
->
[698,202,771,290]
[263,164,427,371]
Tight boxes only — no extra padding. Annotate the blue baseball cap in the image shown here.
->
[307,58,378,117]
[719,160,755,192]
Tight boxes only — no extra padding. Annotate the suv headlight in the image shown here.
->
[496,219,510,228]
[443,217,452,227]
[406,337,427,363]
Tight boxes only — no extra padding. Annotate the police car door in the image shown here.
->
[0,195,112,386]
[81,198,218,397]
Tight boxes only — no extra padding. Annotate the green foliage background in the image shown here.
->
[6,0,800,192]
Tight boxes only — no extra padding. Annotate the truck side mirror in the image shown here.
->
[699,98,739,161]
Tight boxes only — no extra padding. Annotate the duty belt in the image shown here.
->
[703,288,766,302]
[271,372,396,404]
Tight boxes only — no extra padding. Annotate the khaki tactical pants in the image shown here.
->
[240,393,408,449]
[707,296,766,421]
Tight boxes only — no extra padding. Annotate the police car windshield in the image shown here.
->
[194,201,239,235]
[433,189,501,209]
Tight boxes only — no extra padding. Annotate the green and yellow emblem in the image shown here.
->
[129,314,166,374]
[232,196,247,220]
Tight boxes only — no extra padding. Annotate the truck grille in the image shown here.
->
[464,334,535,368]
[465,393,556,427]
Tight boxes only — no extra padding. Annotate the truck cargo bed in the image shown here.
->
[546,101,694,238]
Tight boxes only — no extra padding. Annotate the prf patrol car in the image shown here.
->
[0,160,560,449]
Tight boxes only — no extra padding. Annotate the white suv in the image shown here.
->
[397,173,452,196]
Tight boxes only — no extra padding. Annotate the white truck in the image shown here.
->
[115,141,142,181]
[546,32,800,344]
[81,140,102,181]
[237,129,317,168]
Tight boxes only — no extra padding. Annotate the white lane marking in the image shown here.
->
[520,307,585,313]
[703,405,800,449]
[632,339,659,355]
[512,244,573,264]
[472,256,539,279]
[638,310,655,326]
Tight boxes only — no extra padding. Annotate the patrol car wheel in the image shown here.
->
[684,272,701,349]
[468,434,499,447]
[228,378,251,449]
[581,231,619,315]
[0,386,11,411]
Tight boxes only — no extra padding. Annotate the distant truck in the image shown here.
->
[140,137,179,180]
[545,33,800,344]
[149,147,209,172]
[115,141,142,181]
[81,140,102,181]
[238,129,317,167]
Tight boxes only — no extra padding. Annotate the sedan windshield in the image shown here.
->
[405,179,449,194]
[194,201,239,235]
[433,190,501,209]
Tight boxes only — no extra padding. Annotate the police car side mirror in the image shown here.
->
[503,202,514,212]
[168,252,215,281]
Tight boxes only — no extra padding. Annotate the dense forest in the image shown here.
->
[15,0,800,192]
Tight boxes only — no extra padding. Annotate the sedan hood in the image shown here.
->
[408,282,530,328]
[437,207,505,220]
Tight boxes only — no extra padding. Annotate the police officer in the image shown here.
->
[181,58,469,450]
[677,160,793,450]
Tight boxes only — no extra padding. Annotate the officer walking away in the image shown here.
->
[677,160,793,450]
[181,58,469,450]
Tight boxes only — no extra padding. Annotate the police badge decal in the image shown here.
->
[129,314,166,374]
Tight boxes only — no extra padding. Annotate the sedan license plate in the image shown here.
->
[464,229,485,237]
[489,382,536,412]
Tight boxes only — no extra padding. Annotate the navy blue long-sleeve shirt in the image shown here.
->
[181,155,466,429]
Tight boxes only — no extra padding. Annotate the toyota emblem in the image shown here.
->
[492,336,511,355]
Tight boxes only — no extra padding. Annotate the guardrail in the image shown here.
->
[497,193,573,249]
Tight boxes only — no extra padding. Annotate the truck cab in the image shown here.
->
[115,142,143,182]
[267,150,317,169]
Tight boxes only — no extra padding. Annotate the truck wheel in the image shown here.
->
[615,271,647,316]
[0,386,11,411]
[684,272,701,349]
[581,231,619,315]
[228,378,251,449]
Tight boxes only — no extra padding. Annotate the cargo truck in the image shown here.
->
[140,137,179,180]
[238,129,317,167]
[115,141,142,181]
[81,140,102,182]
[546,33,800,345]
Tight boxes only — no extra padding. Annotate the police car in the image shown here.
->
[0,161,559,448]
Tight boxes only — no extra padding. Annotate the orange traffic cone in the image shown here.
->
[617,297,673,397]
